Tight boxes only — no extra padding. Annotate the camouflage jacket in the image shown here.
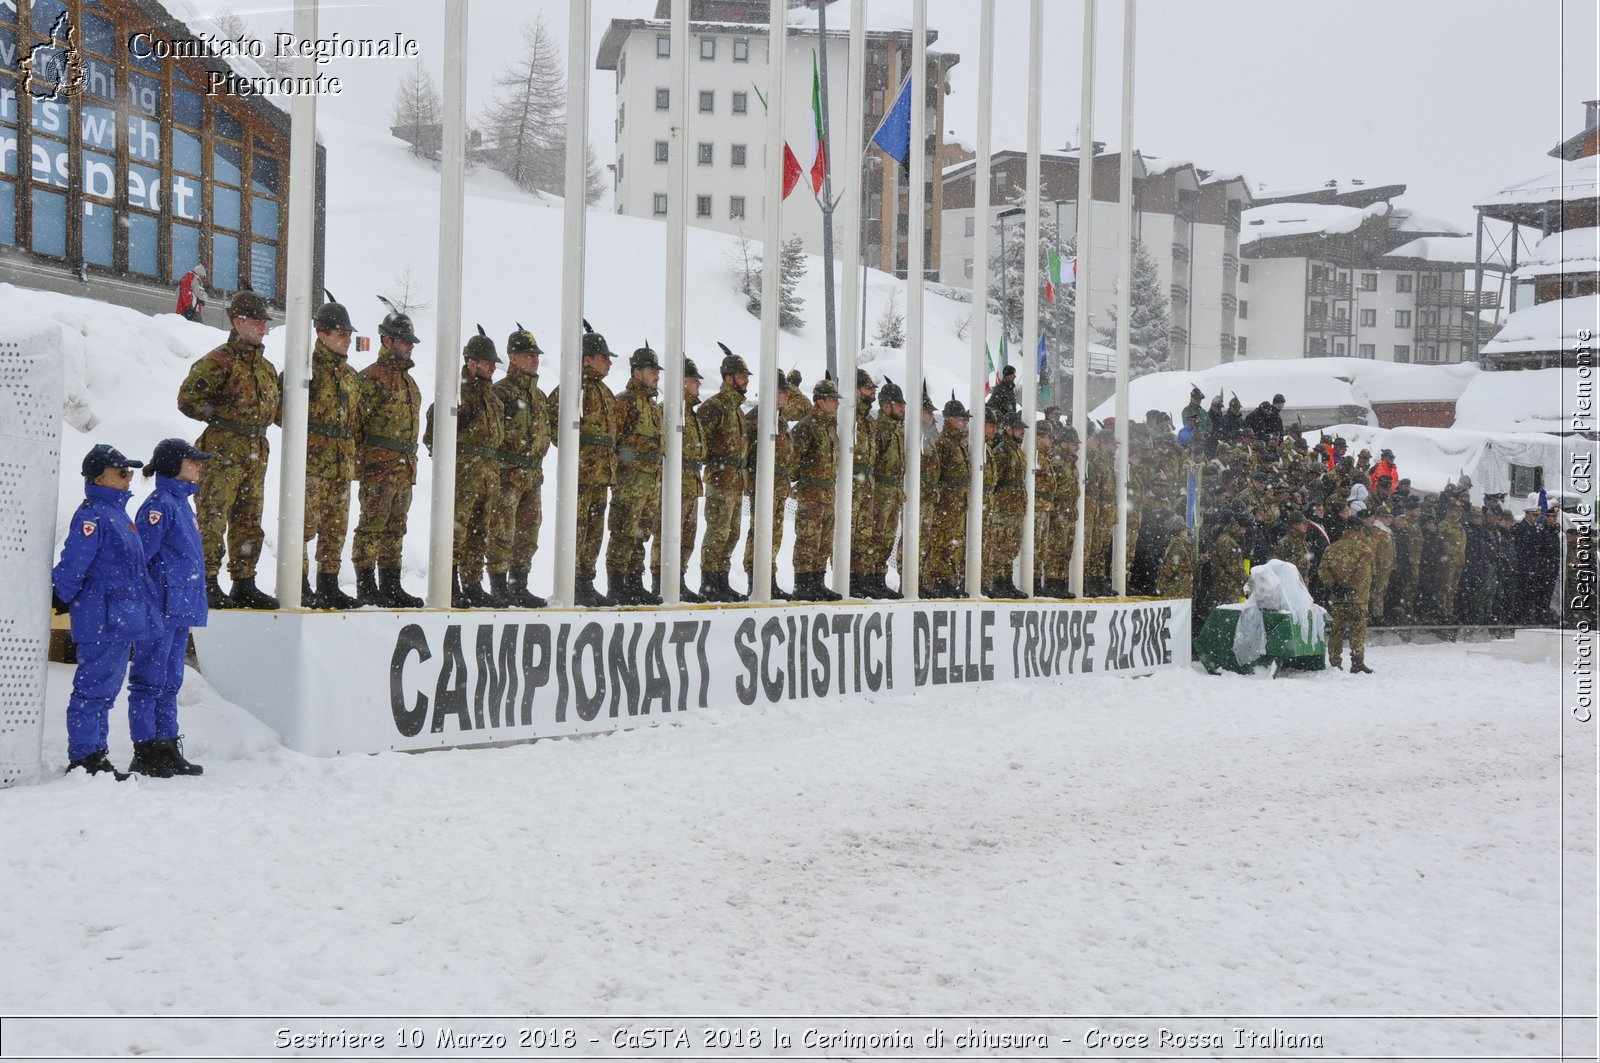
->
[990,435,1027,514]
[1157,536,1195,598]
[549,364,618,487]
[1439,519,1467,567]
[745,403,793,486]
[1272,526,1313,582]
[357,348,422,484]
[872,412,905,495]
[424,370,505,465]
[698,382,748,493]
[1033,442,1057,513]
[1205,531,1246,604]
[682,395,708,498]
[790,409,839,491]
[1053,450,1080,517]
[851,403,877,483]
[306,340,364,482]
[177,333,281,459]
[615,377,664,478]
[493,364,551,473]
[932,425,970,511]
[1319,531,1374,604]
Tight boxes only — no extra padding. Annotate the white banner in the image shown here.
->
[194,600,1191,757]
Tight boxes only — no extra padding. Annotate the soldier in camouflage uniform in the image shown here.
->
[1271,510,1314,584]
[1437,499,1467,622]
[1031,420,1057,596]
[487,327,551,608]
[652,358,708,603]
[424,331,504,607]
[790,377,843,601]
[983,411,1028,598]
[1083,427,1117,596]
[1198,509,1247,624]
[607,345,665,606]
[696,349,750,602]
[926,395,973,597]
[917,389,938,595]
[1045,425,1081,598]
[848,369,878,597]
[864,377,906,600]
[176,290,282,610]
[1368,504,1397,622]
[1156,520,1195,600]
[1318,515,1375,672]
[549,328,619,607]
[352,303,424,608]
[743,372,796,600]
[300,300,364,610]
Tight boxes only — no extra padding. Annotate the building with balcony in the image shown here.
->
[595,0,957,276]
[0,0,322,315]
[1236,181,1496,365]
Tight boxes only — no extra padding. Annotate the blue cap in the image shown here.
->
[81,444,143,479]
[146,437,212,478]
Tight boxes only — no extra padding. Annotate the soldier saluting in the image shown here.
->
[176,290,282,610]
[352,299,424,608]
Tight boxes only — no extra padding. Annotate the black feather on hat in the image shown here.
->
[582,318,594,334]
[477,323,487,337]
[324,288,337,303]
[377,294,398,313]
[717,341,733,357]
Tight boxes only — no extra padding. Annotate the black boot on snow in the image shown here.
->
[379,567,424,608]
[128,740,177,778]
[66,750,128,780]
[508,569,547,609]
[355,567,384,607]
[317,571,360,610]
[159,736,204,776]
[206,576,234,610]
[229,577,279,610]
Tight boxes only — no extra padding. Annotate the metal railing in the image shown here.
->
[1306,277,1352,299]
[1416,288,1500,309]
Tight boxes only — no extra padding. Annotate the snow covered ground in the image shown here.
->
[3,643,1592,1058]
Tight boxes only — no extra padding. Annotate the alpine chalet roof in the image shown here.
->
[1512,227,1600,280]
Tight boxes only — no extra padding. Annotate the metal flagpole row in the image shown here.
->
[751,0,787,605]
[274,0,319,608]
[426,0,468,608]
[553,0,592,608]
[1111,0,1136,596]
[901,0,927,600]
[964,0,996,598]
[1068,0,1096,600]
[1018,0,1044,598]
[832,0,868,598]
[659,0,690,604]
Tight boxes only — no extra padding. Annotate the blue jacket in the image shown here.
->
[52,482,163,644]
[136,475,209,628]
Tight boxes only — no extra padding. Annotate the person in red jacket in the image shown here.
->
[176,264,207,322]
[1370,448,1399,490]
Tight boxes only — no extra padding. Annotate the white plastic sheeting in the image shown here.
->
[1232,559,1327,668]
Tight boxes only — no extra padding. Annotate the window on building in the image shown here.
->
[1394,310,1412,328]
[732,91,748,115]
[1358,343,1375,359]
[1423,345,1439,362]
[730,196,745,220]
[656,88,669,110]
[615,155,624,184]
[1360,272,1377,291]
[1238,300,1248,320]
[1422,310,1440,326]
[655,140,669,163]
[963,257,973,279]
[1335,342,1347,356]
[697,143,713,165]
[733,38,749,61]
[1393,345,1411,363]
[700,36,715,60]
[1239,263,1250,283]
[699,90,714,113]
[657,35,670,57]
[653,193,668,215]
[964,216,975,237]
[1396,274,1413,293]
[1421,273,1441,289]
[696,194,712,218]
[1360,309,1376,328]
[1237,337,1248,357]
[731,144,747,167]
[617,103,624,130]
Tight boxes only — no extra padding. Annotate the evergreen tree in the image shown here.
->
[1097,238,1172,377]
[733,234,807,332]
[873,289,905,348]
[390,59,442,158]
[480,16,604,204]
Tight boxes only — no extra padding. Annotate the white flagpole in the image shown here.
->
[965,0,996,598]
[1112,0,1136,596]
[660,0,690,604]
[1069,0,1096,600]
[751,0,787,604]
[901,0,927,600]
[832,0,868,596]
[1019,0,1044,598]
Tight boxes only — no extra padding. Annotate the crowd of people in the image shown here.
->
[51,295,1591,773]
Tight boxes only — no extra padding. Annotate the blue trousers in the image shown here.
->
[128,625,189,744]
[66,639,134,762]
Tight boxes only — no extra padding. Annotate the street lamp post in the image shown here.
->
[996,206,1024,364]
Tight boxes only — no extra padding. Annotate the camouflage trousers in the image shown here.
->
[606,468,661,572]
[453,457,501,576]
[1327,598,1369,666]
[793,486,836,573]
[742,485,788,579]
[1370,564,1394,621]
[575,483,610,580]
[1046,507,1078,582]
[197,450,268,581]
[487,467,542,575]
[699,482,743,574]
[983,506,1024,584]
[1438,563,1462,621]
[351,476,413,571]
[1086,506,1114,584]
[651,484,702,583]
[849,478,875,574]
[924,489,969,590]
[868,483,905,574]
[301,474,351,576]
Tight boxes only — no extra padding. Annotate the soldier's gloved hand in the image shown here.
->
[52,591,69,615]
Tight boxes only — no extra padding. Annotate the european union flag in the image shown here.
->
[869,73,914,165]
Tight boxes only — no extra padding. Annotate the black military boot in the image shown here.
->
[159,736,204,776]
[128,740,177,778]
[355,566,383,606]
[487,571,512,608]
[636,572,663,606]
[380,568,425,608]
[1005,576,1028,599]
[450,567,468,609]
[317,571,360,610]
[880,575,904,601]
[850,573,878,599]
[458,569,493,608]
[508,569,547,609]
[65,750,128,780]
[1351,660,1374,674]
[206,575,234,610]
[300,574,320,610]
[574,575,614,608]
[816,576,843,602]
[698,572,729,602]
[607,568,638,606]
[228,577,279,610]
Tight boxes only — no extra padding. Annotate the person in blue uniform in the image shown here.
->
[52,444,162,777]
[127,439,211,777]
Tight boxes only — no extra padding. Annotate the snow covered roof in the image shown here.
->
[1478,294,1600,356]
[1512,228,1600,280]
[1453,367,1587,435]
[1389,207,1468,237]
[1141,156,1194,177]
[1250,179,1405,208]
[1240,202,1385,244]
[1477,156,1600,212]
[1361,363,1480,403]
[1382,237,1486,267]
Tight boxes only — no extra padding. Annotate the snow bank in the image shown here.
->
[1479,293,1599,356]
[1453,368,1583,435]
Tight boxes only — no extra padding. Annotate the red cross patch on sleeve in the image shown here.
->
[148,511,162,526]
[81,521,96,537]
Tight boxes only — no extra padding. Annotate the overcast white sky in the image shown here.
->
[203,0,1597,228]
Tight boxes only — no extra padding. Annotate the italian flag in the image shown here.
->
[752,82,806,200]
[807,52,828,196]
[1045,250,1077,303]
